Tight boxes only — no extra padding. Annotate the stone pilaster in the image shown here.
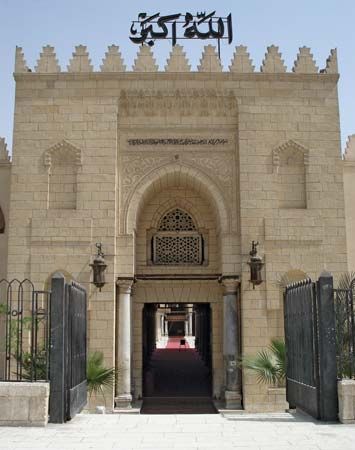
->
[222,277,242,409]
[115,278,134,408]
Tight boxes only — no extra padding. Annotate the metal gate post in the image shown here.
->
[317,271,338,421]
[49,273,66,423]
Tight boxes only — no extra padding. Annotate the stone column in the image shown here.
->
[160,314,164,337]
[156,312,161,342]
[188,311,193,336]
[222,277,242,409]
[115,278,134,409]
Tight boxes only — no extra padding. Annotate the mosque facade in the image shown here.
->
[0,43,352,411]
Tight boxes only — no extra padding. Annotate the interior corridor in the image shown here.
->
[141,303,217,414]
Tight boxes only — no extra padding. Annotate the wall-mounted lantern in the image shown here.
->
[90,243,107,291]
[247,241,264,289]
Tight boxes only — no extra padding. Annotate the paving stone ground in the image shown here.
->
[0,412,355,450]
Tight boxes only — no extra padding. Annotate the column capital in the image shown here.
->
[116,277,134,294]
[221,276,240,295]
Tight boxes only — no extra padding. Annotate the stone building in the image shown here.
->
[0,138,11,282]
[344,135,355,272]
[0,43,349,412]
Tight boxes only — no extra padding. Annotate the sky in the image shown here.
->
[0,0,354,152]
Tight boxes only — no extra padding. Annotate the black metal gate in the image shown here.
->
[284,273,338,421]
[49,273,87,423]
[0,279,51,382]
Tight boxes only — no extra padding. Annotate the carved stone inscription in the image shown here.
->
[128,138,229,146]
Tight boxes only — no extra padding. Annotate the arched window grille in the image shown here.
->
[152,208,203,265]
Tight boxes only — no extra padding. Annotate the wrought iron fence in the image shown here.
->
[0,279,51,382]
[334,282,355,379]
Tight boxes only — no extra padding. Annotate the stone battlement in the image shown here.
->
[14,44,338,74]
[0,138,11,164]
[344,135,355,161]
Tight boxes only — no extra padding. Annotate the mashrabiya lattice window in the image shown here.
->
[152,208,203,265]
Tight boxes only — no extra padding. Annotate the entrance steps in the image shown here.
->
[140,396,218,414]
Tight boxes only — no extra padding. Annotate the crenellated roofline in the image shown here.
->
[13,44,339,75]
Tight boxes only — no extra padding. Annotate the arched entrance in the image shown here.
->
[115,163,242,411]
[141,302,216,413]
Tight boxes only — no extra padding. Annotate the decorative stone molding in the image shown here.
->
[221,277,240,295]
[127,138,229,147]
[292,47,318,74]
[229,45,254,73]
[116,277,134,294]
[35,45,61,73]
[198,45,222,72]
[151,198,203,231]
[165,45,191,72]
[14,46,29,73]
[67,45,93,72]
[43,140,82,171]
[0,138,11,163]
[118,89,237,117]
[272,140,309,174]
[100,45,126,72]
[186,154,233,190]
[120,152,234,224]
[132,45,158,72]
[125,163,229,235]
[261,45,287,73]
[121,155,171,195]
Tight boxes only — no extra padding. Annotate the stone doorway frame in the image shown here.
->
[114,275,242,408]
[141,301,213,399]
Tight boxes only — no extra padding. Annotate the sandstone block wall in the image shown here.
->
[0,138,11,281]
[0,382,49,426]
[343,136,355,272]
[4,43,348,411]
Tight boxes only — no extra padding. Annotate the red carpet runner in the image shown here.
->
[141,337,217,414]
[165,337,190,349]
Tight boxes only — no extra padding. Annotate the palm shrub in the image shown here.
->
[87,351,115,405]
[335,272,355,378]
[239,339,286,386]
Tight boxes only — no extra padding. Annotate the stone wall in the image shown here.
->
[0,382,49,426]
[0,138,11,281]
[338,380,355,424]
[5,43,348,411]
[343,136,355,271]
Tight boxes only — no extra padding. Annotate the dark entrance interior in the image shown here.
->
[141,303,217,414]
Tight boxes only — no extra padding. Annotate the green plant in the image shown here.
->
[20,348,48,381]
[239,339,286,386]
[335,272,355,379]
[87,351,115,405]
[337,272,355,291]
[0,305,48,380]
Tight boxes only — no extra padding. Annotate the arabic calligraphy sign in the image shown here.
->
[130,11,233,47]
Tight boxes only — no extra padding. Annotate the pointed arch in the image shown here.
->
[124,163,229,235]
[44,140,82,210]
[273,140,309,209]
[151,199,203,231]
[273,140,309,173]
[44,140,82,169]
